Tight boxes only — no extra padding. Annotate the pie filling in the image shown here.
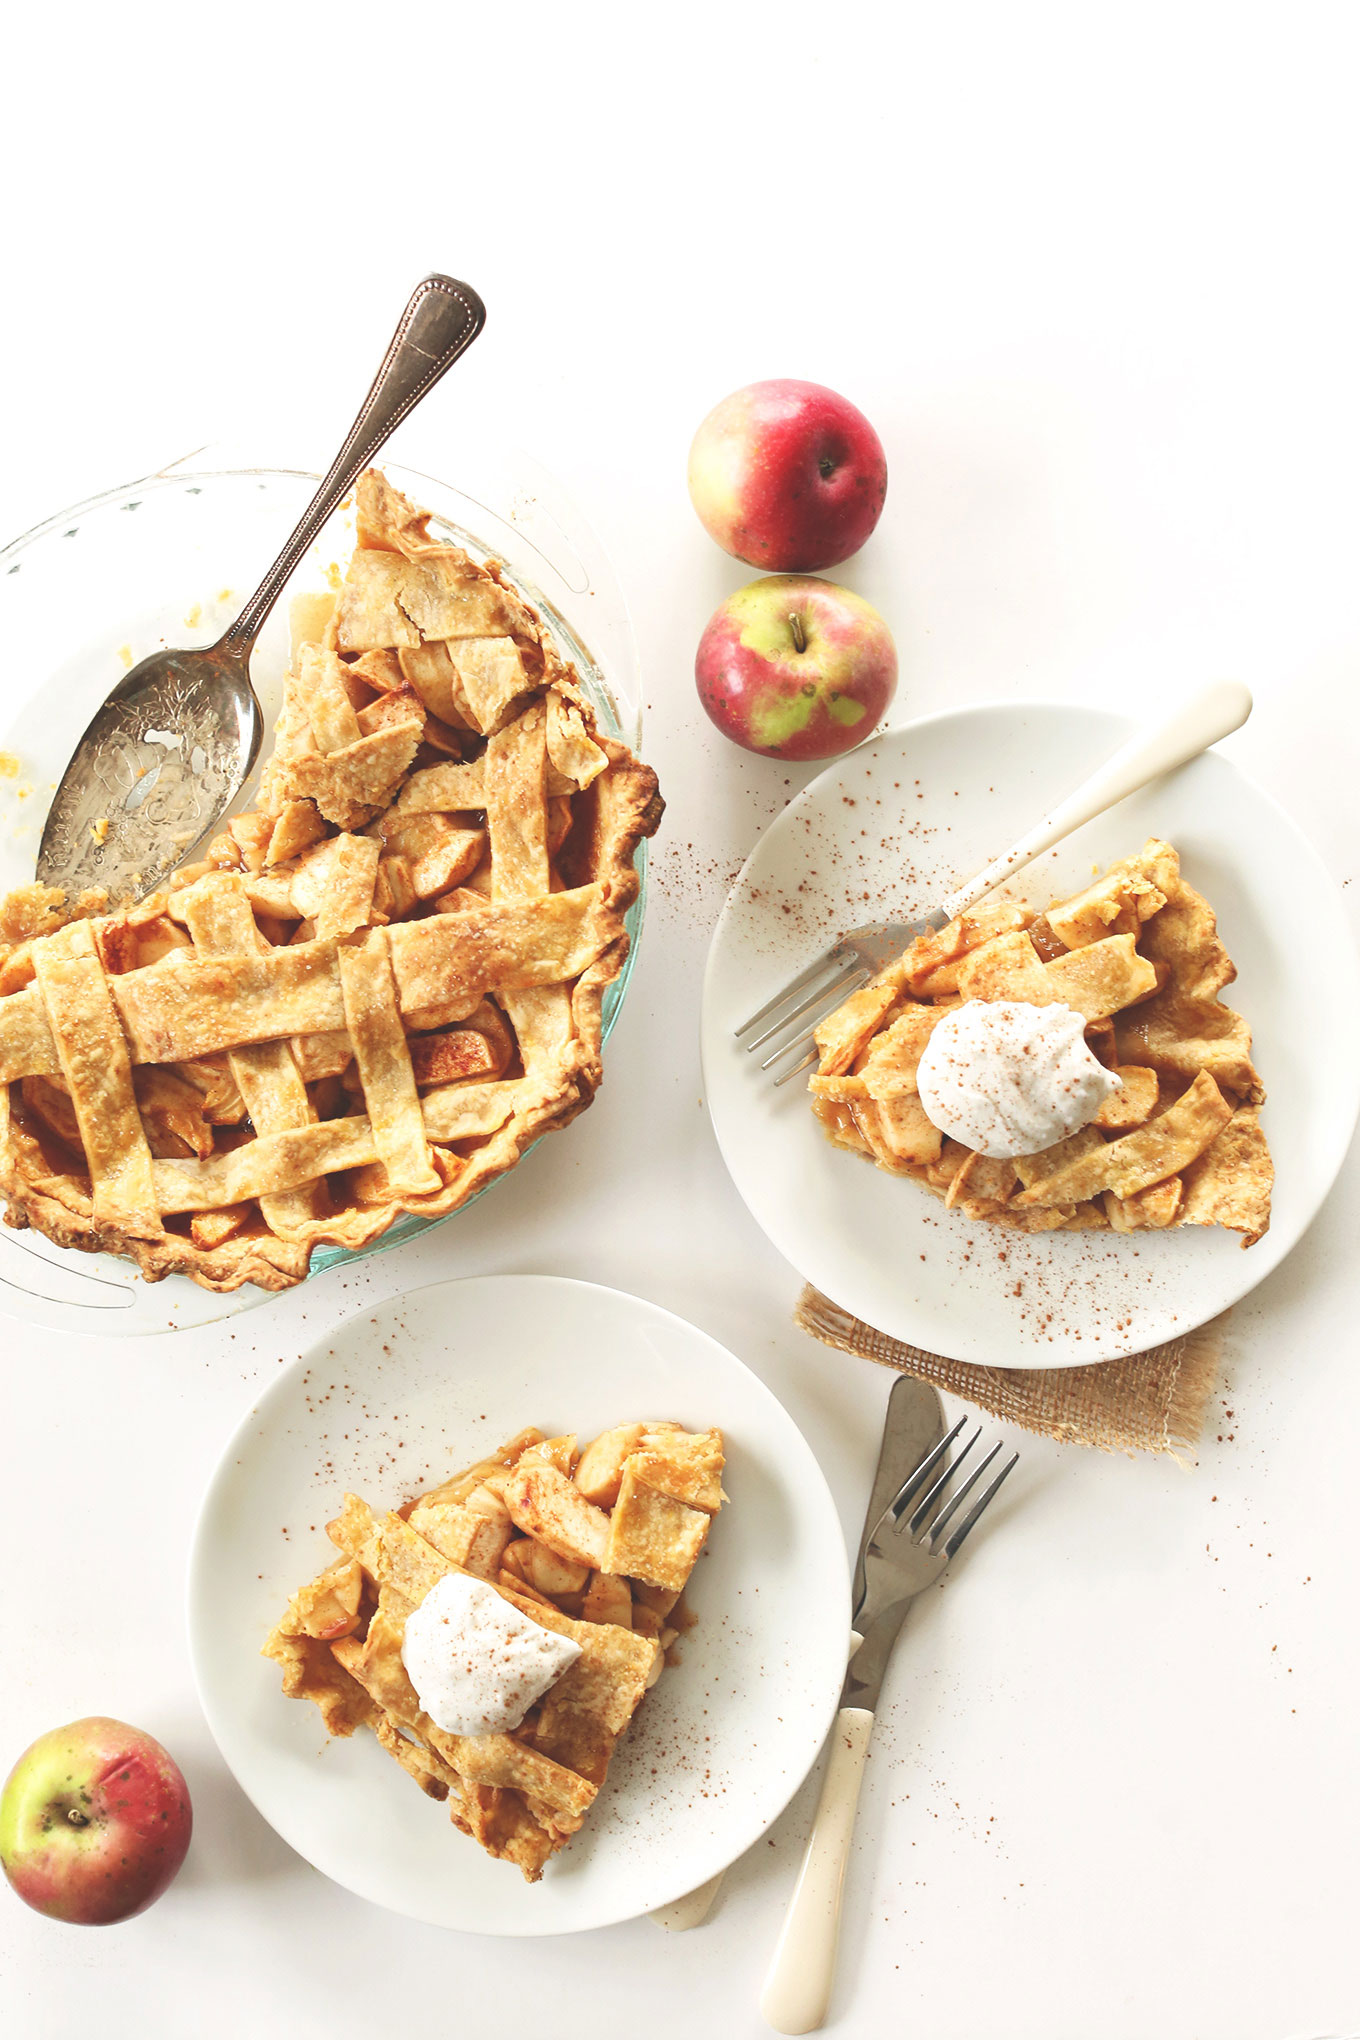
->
[809,839,1273,1244]
[263,1420,727,1881]
[0,471,662,1291]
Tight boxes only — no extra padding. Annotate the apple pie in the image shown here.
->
[0,471,661,1290]
[264,1419,726,1880]
[809,839,1273,1243]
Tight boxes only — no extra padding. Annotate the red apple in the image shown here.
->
[0,1717,192,1925]
[696,575,897,761]
[688,379,888,572]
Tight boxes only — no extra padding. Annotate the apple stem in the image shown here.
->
[788,613,806,653]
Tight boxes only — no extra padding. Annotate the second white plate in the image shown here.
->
[701,702,1360,1367]
[189,1276,849,1934]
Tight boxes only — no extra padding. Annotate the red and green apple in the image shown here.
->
[0,1717,192,1925]
[687,379,888,572]
[695,575,897,761]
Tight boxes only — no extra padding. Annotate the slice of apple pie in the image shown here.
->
[809,838,1273,1244]
[0,471,661,1290]
[264,1420,726,1881]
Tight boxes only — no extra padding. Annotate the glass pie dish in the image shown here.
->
[0,448,644,1333]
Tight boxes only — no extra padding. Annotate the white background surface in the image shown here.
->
[2,6,1358,2036]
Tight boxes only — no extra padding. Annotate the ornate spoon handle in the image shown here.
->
[219,273,486,652]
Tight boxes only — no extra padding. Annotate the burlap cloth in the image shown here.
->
[794,1284,1225,1460]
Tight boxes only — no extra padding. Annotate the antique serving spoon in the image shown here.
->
[36,272,486,903]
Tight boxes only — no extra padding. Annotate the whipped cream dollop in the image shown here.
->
[916,999,1122,1159]
[400,1573,581,1737]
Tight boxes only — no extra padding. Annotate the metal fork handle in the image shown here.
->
[761,1708,874,2034]
[218,273,486,653]
[943,679,1252,920]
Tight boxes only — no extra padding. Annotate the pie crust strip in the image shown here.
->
[293,643,363,754]
[337,934,440,1196]
[1011,1068,1233,1207]
[485,693,575,1071]
[178,874,323,1236]
[0,890,611,1079]
[150,1081,524,1211]
[335,552,532,651]
[30,922,160,1236]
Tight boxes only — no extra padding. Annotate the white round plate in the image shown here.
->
[188,1275,849,1934]
[701,702,1360,1368]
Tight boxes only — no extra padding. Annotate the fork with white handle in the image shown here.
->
[760,1413,1018,2034]
[736,678,1253,1081]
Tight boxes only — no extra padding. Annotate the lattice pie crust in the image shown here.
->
[0,472,662,1289]
[264,1420,726,1880]
[810,840,1273,1244]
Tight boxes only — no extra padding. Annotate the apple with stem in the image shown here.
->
[695,575,897,761]
[0,1717,192,1925]
[688,379,888,572]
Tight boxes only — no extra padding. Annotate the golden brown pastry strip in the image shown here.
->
[178,874,322,1237]
[111,948,349,1063]
[338,934,440,1196]
[1011,1069,1232,1207]
[153,1119,376,1209]
[485,701,577,1075]
[450,638,531,734]
[293,643,362,754]
[0,983,60,1079]
[503,988,574,1074]
[0,893,611,1081]
[485,700,550,900]
[385,887,608,1018]
[393,757,486,816]
[1179,1106,1272,1244]
[31,921,159,1236]
[276,719,423,830]
[336,552,531,650]
[151,1080,525,1210]
[289,833,381,939]
[956,928,1157,1019]
[418,1079,525,1142]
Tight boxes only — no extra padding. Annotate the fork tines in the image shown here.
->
[734,943,871,1077]
[885,1415,1019,1559]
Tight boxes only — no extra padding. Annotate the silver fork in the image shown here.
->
[760,1414,1019,2034]
[735,678,1252,1083]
